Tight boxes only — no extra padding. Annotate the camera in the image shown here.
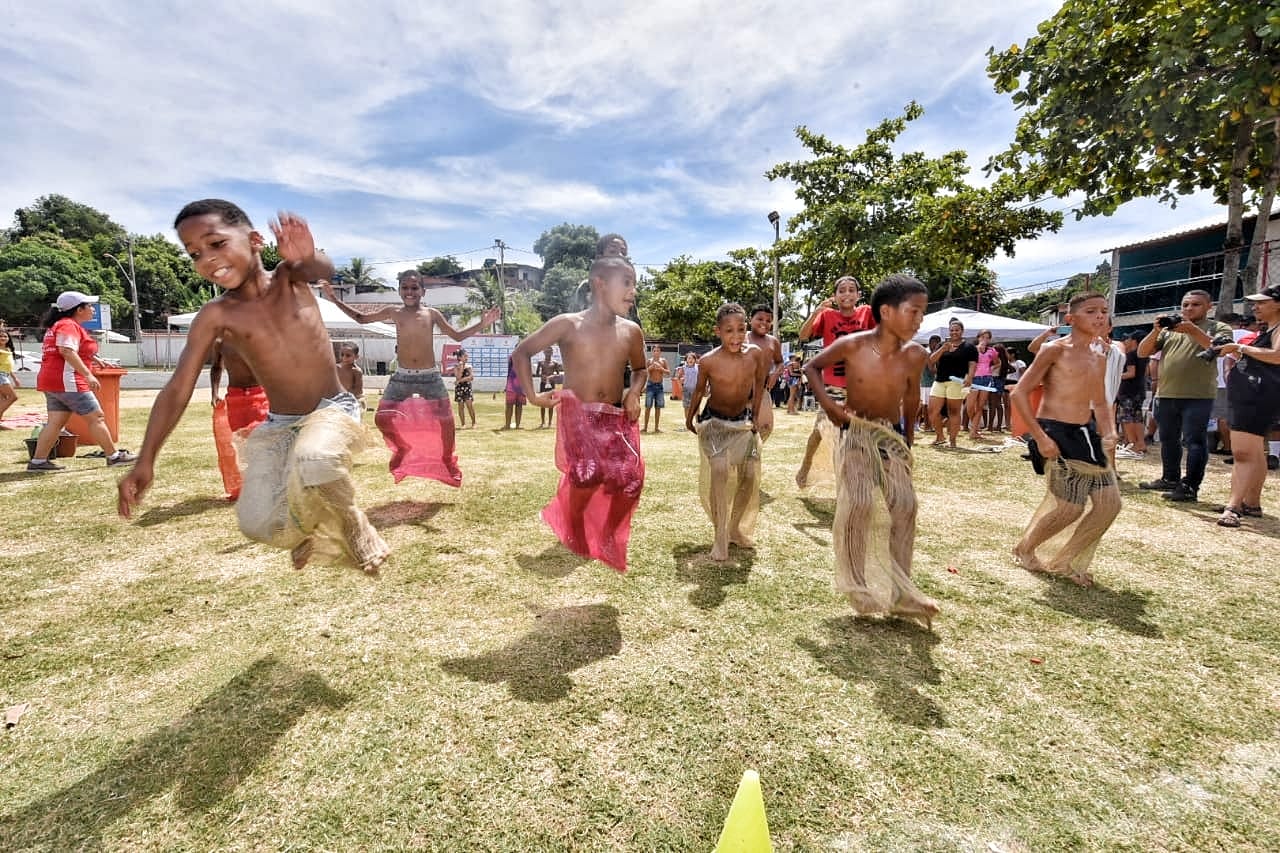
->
[1157,314,1183,329]
[1194,333,1235,361]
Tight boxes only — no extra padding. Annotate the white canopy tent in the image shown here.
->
[167,297,398,338]
[913,307,1051,344]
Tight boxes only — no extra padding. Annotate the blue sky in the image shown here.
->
[0,1,1228,297]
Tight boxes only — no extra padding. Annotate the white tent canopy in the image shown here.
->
[167,297,398,338]
[913,307,1050,344]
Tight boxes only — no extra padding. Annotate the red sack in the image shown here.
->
[541,391,644,572]
[375,395,462,487]
[225,385,270,432]
[212,400,243,500]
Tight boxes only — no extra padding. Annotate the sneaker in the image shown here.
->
[106,450,137,467]
[1162,483,1199,503]
[1270,455,1279,471]
[27,459,66,472]
[1115,447,1145,460]
[1139,478,1179,491]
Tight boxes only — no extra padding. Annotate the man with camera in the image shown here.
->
[1136,289,1233,502]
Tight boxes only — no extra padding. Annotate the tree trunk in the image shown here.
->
[1241,125,1279,296]
[1218,119,1255,315]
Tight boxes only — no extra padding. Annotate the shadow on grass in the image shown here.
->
[516,545,589,579]
[440,604,621,702]
[793,496,836,545]
[673,543,754,609]
[365,499,447,529]
[0,656,348,849]
[135,496,230,528]
[1034,578,1163,638]
[796,615,945,728]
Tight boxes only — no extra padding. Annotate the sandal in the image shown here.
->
[1215,503,1262,517]
[1217,507,1243,528]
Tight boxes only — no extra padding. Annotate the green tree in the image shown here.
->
[418,256,465,277]
[766,104,1061,309]
[987,0,1280,303]
[637,255,782,342]
[8,194,127,244]
[0,236,117,325]
[536,259,589,320]
[533,223,599,271]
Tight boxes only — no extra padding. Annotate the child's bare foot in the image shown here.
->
[891,598,940,630]
[1045,560,1093,587]
[291,538,314,571]
[710,542,730,561]
[795,469,810,489]
[1012,545,1046,574]
[360,541,391,576]
[729,530,754,548]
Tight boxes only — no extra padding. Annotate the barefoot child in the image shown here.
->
[513,256,647,572]
[641,345,669,433]
[535,346,561,429]
[747,304,781,441]
[335,342,365,409]
[323,272,499,487]
[795,275,875,487]
[1010,292,1121,587]
[209,339,269,500]
[684,303,768,561]
[453,348,476,428]
[803,275,939,628]
[118,200,388,574]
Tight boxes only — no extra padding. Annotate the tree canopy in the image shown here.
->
[987,0,1280,301]
[533,223,599,271]
[765,103,1061,306]
[418,256,465,277]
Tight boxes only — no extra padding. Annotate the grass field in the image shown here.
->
[2,387,1278,851]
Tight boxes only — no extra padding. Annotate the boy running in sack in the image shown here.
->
[1010,292,1121,587]
[795,276,875,487]
[118,201,388,574]
[747,304,782,441]
[804,275,939,628]
[513,256,647,572]
[685,303,768,561]
[323,273,499,487]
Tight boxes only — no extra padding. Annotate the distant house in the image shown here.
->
[328,274,477,323]
[471,261,544,291]
[1106,212,1280,324]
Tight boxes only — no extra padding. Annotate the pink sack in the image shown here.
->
[374,396,462,487]
[541,390,644,572]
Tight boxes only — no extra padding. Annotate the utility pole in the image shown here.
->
[104,237,145,368]
[494,238,507,334]
[767,211,781,327]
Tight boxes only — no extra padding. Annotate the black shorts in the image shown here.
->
[1228,370,1280,436]
[1027,418,1106,474]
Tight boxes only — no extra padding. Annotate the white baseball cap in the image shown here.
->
[55,291,100,311]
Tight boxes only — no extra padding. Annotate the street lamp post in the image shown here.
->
[104,238,145,368]
[767,211,781,328]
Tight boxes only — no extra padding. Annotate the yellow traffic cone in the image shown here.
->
[713,769,772,852]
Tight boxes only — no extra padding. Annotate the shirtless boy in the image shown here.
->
[1010,292,1120,587]
[513,256,647,571]
[795,275,875,486]
[323,272,499,484]
[118,200,388,574]
[747,304,782,440]
[685,303,768,561]
[335,342,365,409]
[535,346,561,429]
[642,345,669,433]
[803,274,938,628]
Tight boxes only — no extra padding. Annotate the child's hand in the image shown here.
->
[1036,435,1061,460]
[686,418,698,434]
[623,390,641,421]
[270,212,317,264]
[319,280,338,301]
[530,390,560,409]
[481,306,502,327]
[117,464,154,519]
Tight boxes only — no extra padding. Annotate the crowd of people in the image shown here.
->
[7,198,1274,633]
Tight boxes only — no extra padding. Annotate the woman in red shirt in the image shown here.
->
[28,291,136,471]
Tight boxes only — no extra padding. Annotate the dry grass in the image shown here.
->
[2,386,1278,851]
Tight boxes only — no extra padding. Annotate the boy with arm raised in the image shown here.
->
[118,201,388,573]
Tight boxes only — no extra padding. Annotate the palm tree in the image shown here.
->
[334,257,386,294]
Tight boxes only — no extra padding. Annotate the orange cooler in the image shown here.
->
[68,366,127,443]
